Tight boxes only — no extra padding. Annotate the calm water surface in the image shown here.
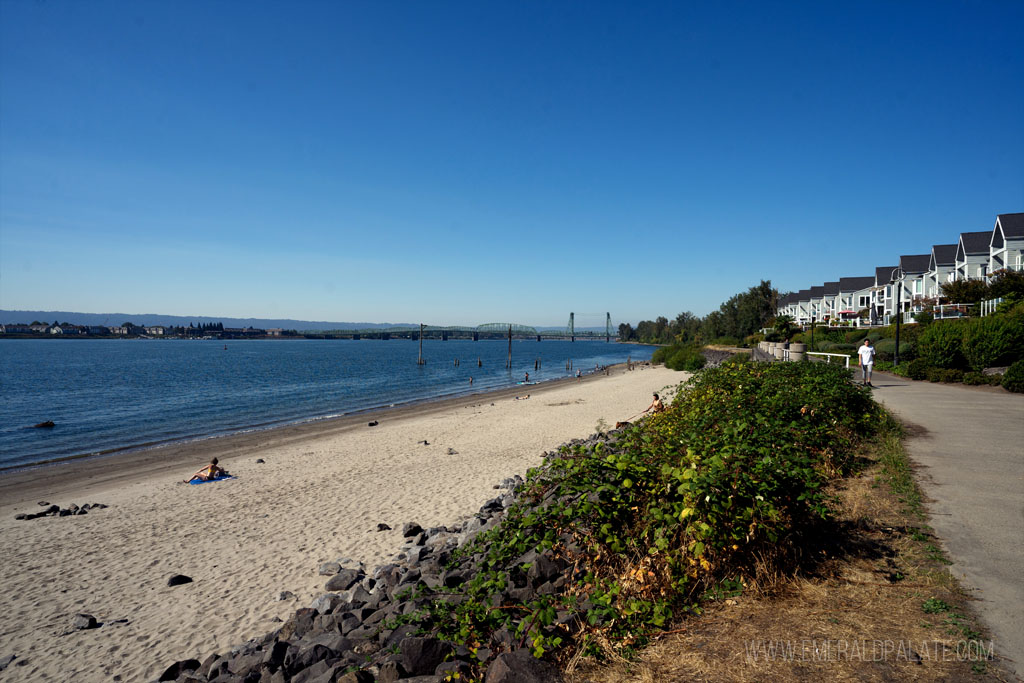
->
[0,339,652,470]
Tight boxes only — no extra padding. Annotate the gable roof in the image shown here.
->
[996,212,1024,240]
[796,288,812,303]
[899,254,931,274]
[957,231,991,260]
[839,276,875,292]
[808,285,825,298]
[875,266,897,285]
[929,244,957,269]
[823,281,840,296]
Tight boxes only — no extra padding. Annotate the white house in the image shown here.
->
[871,265,898,323]
[989,212,1024,273]
[793,289,813,324]
[897,254,931,316]
[807,285,825,322]
[837,276,875,322]
[925,244,957,299]
[954,231,991,281]
[821,281,840,322]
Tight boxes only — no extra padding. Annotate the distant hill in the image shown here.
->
[1,311,613,333]
[0,310,409,332]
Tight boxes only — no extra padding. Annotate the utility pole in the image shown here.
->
[417,323,425,365]
[506,325,512,369]
[606,312,611,342]
[892,267,903,367]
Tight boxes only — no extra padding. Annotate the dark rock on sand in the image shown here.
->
[368,420,379,427]
[377,523,391,531]
[158,658,200,681]
[38,501,50,506]
[0,655,15,671]
[167,574,193,587]
[402,522,423,538]
[324,568,361,592]
[255,458,265,463]
[318,561,341,576]
[485,648,562,682]
[72,614,99,630]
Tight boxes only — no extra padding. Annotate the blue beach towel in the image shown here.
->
[188,474,236,485]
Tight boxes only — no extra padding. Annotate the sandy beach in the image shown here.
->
[0,364,680,682]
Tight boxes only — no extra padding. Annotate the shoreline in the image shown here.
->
[0,363,678,681]
[0,365,642,509]
[0,365,617,479]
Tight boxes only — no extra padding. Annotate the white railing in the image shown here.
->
[980,298,1003,317]
[806,352,850,369]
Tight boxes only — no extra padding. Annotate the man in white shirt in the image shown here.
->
[857,339,876,387]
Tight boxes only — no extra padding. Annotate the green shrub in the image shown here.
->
[651,346,672,364]
[918,321,967,368]
[866,331,883,342]
[844,329,868,344]
[710,336,740,347]
[926,367,964,383]
[962,312,1024,372]
[832,343,857,352]
[905,358,930,381]
[914,310,934,325]
[874,339,912,362]
[422,362,882,666]
[1002,359,1024,393]
[666,346,706,372]
[962,371,1002,386]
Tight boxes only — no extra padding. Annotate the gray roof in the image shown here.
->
[823,281,840,296]
[996,213,1024,239]
[796,288,812,302]
[839,276,875,292]
[808,285,825,297]
[930,244,957,267]
[899,254,931,274]
[875,266,898,284]
[957,231,991,258]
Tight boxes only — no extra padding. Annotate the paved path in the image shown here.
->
[869,372,1024,678]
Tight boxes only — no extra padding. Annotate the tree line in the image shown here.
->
[619,280,779,345]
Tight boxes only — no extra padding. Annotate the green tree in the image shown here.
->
[940,279,989,304]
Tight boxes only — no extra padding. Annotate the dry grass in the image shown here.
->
[565,428,1011,682]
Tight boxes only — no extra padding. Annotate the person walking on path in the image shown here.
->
[857,338,875,386]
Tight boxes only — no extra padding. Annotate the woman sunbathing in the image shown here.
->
[186,457,228,483]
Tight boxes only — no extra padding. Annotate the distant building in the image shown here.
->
[925,244,958,299]
[954,231,992,281]
[990,212,1024,273]
[145,326,166,336]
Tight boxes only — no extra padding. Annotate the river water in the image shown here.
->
[0,338,652,471]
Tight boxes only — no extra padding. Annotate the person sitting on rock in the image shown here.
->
[186,457,227,483]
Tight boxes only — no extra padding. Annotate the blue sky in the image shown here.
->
[1,1,1021,327]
